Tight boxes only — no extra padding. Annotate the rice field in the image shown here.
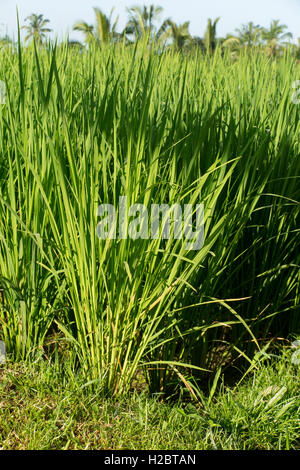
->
[0,39,299,398]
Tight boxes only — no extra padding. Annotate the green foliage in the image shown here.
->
[262,20,293,56]
[68,5,297,57]
[73,8,120,46]
[158,19,192,50]
[0,40,299,398]
[125,5,164,41]
[22,14,52,44]
[0,346,299,449]
[204,18,220,54]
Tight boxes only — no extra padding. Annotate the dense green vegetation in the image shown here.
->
[0,3,299,451]
[0,36,299,400]
[0,345,299,450]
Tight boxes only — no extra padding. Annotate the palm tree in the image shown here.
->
[94,8,119,44]
[73,22,94,45]
[222,35,241,60]
[223,22,263,57]
[125,5,163,41]
[73,8,119,46]
[235,22,263,47]
[158,20,192,50]
[22,14,52,44]
[262,20,292,56]
[204,18,220,54]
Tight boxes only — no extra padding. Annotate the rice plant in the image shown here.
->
[0,38,299,396]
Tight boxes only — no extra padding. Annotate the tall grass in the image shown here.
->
[0,40,299,396]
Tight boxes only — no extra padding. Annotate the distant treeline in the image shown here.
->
[1,5,300,59]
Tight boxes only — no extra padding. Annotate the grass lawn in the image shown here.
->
[0,344,299,450]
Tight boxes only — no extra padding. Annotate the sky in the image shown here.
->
[0,0,300,43]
